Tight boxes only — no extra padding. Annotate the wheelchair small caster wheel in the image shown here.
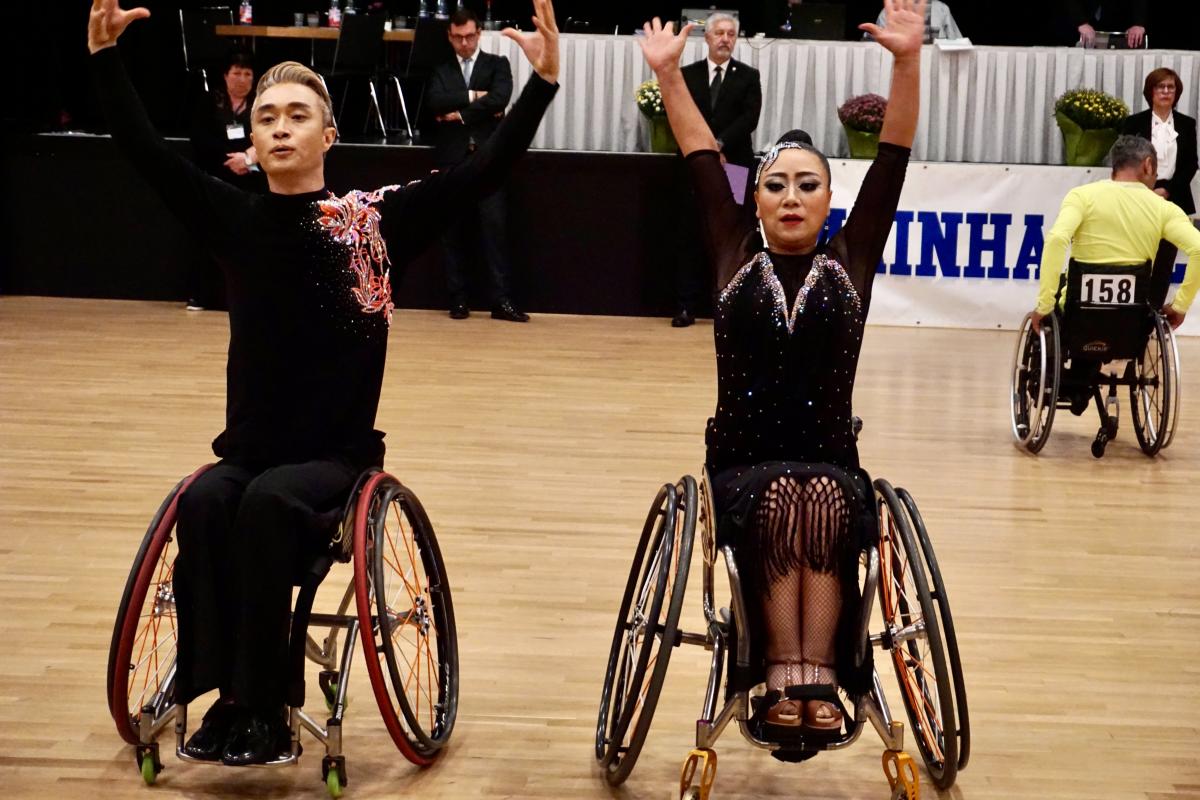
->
[320,670,342,713]
[323,755,348,798]
[136,743,161,785]
[1091,436,1107,458]
[679,748,717,800]
[883,750,919,800]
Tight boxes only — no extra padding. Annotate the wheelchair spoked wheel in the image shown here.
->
[1010,312,1060,454]
[1130,313,1177,456]
[353,472,459,766]
[107,465,213,746]
[875,479,959,790]
[595,477,697,786]
[895,488,970,772]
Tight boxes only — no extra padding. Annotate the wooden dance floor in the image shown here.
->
[1,296,1198,800]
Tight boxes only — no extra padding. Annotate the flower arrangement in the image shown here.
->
[1054,89,1128,130]
[838,93,887,134]
[636,79,665,118]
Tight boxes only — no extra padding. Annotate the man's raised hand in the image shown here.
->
[502,0,560,83]
[89,0,150,54]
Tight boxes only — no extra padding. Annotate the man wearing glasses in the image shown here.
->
[428,8,529,322]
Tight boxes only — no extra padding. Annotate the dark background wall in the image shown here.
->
[11,2,1198,137]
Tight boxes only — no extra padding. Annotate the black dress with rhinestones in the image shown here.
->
[687,144,909,695]
[93,47,557,470]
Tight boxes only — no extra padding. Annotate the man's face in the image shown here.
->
[250,82,336,181]
[448,21,480,60]
[705,20,737,64]
[225,65,254,101]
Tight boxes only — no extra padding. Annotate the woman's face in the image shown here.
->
[754,148,832,255]
[1152,78,1178,113]
[225,65,254,103]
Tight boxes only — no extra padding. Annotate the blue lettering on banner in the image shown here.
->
[965,213,1011,279]
[1013,215,1044,280]
[916,211,963,277]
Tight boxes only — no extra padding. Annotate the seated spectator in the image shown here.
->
[187,50,266,310]
[864,0,962,42]
[1059,0,1147,48]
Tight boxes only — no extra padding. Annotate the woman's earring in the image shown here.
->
[758,219,769,250]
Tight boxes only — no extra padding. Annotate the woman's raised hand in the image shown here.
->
[859,0,927,60]
[638,17,694,75]
[89,0,150,54]
[502,0,560,84]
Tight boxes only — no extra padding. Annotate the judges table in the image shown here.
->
[215,24,416,42]
[448,32,1200,166]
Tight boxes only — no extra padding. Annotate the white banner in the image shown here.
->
[828,159,1200,335]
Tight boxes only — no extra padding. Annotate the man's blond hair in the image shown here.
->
[254,61,335,128]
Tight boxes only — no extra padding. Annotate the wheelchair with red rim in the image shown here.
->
[107,465,458,797]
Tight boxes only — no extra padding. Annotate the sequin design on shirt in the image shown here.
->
[317,186,400,325]
[719,251,861,334]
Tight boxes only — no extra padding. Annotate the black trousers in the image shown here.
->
[172,458,358,710]
[440,185,513,306]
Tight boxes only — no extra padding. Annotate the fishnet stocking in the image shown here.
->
[756,476,849,691]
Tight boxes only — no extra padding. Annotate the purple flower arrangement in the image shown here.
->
[838,93,887,134]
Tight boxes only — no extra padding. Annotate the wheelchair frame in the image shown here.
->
[596,470,970,800]
[107,465,459,797]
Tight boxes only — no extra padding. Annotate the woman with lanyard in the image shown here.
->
[637,0,924,733]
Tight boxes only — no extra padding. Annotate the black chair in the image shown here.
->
[179,6,234,95]
[327,13,414,140]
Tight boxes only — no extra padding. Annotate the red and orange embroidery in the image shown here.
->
[317,187,399,325]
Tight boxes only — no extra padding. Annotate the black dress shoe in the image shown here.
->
[221,710,291,767]
[449,301,470,320]
[181,699,238,761]
[671,308,695,327]
[491,300,530,322]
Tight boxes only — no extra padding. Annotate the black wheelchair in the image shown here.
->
[595,465,970,800]
[1011,260,1181,457]
[107,465,459,797]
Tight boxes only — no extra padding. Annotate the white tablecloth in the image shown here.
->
[476,32,1200,165]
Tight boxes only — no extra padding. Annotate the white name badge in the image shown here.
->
[226,123,246,141]
[1081,273,1137,306]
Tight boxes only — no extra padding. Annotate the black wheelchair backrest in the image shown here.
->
[1059,259,1153,362]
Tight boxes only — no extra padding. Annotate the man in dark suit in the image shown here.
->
[672,12,762,327]
[1057,0,1147,47]
[426,8,528,322]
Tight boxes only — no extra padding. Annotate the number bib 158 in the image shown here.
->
[1081,273,1137,306]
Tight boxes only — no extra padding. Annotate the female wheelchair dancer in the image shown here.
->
[637,0,924,737]
[90,0,559,773]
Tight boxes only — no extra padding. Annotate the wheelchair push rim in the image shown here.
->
[107,465,214,746]
[875,479,959,790]
[896,488,971,772]
[1130,313,1175,456]
[353,472,459,765]
[1010,312,1060,453]
[595,477,696,786]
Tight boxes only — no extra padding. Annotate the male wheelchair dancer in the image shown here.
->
[1013,135,1200,457]
[94,0,562,792]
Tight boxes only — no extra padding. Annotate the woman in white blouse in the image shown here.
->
[1122,66,1198,303]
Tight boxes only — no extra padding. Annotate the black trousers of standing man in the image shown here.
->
[172,457,358,710]
[439,185,514,307]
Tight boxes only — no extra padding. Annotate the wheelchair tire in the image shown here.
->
[875,479,959,790]
[107,465,214,746]
[896,488,970,772]
[595,477,697,786]
[353,472,459,766]
[1131,313,1176,456]
[1010,312,1060,454]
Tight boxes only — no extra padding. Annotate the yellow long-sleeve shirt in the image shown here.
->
[1036,179,1200,315]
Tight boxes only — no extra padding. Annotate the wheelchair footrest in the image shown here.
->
[747,686,850,750]
[883,750,919,800]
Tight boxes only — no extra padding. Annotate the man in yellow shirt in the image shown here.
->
[1032,135,1200,332]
